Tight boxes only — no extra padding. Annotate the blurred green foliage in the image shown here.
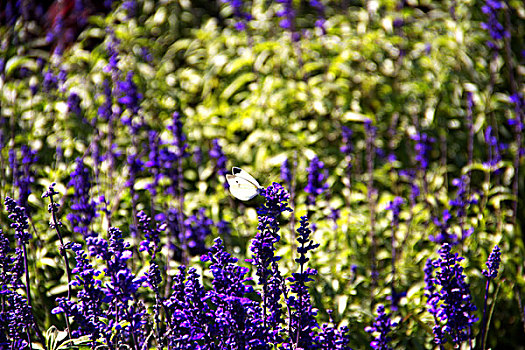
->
[0,0,524,348]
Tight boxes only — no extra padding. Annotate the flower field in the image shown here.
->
[0,0,524,349]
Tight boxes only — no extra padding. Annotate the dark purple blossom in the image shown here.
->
[67,92,82,116]
[287,216,319,348]
[484,126,503,170]
[221,0,253,30]
[43,69,58,92]
[210,139,229,188]
[429,209,457,244]
[365,304,396,350]
[309,0,326,33]
[249,183,291,338]
[481,0,508,47]
[201,238,268,346]
[117,71,142,118]
[281,157,293,189]
[426,243,478,346]
[145,130,161,196]
[509,93,524,133]
[184,208,213,256]
[66,158,97,239]
[98,78,113,121]
[340,126,353,158]
[482,245,502,279]
[168,112,189,158]
[276,0,300,41]
[104,32,120,75]
[305,156,328,205]
[411,132,434,170]
[52,242,109,344]
[386,197,403,228]
[138,210,162,258]
[15,145,37,211]
[480,245,502,349]
[5,197,31,244]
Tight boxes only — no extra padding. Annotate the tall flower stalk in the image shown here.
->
[4,197,46,346]
[480,245,502,350]
[288,216,319,348]
[249,183,292,330]
[42,184,73,339]
[426,243,478,348]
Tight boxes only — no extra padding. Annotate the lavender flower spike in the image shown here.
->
[426,243,478,347]
[365,304,397,350]
[480,245,502,350]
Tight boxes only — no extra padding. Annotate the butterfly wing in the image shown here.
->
[226,174,259,201]
[231,167,261,188]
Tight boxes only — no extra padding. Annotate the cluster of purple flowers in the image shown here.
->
[305,156,328,205]
[210,138,229,188]
[365,304,396,350]
[67,158,97,239]
[9,145,38,210]
[221,0,253,31]
[425,243,478,346]
[481,0,507,49]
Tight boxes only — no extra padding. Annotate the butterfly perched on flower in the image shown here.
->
[226,167,262,201]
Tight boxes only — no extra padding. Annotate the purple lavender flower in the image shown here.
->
[309,0,326,34]
[480,245,502,349]
[43,69,58,92]
[449,175,476,241]
[168,112,189,157]
[305,156,328,205]
[281,157,293,189]
[429,209,457,244]
[365,304,397,350]
[5,197,31,244]
[221,0,253,30]
[145,130,161,196]
[122,0,136,17]
[126,153,143,196]
[164,266,213,348]
[53,242,109,344]
[483,245,502,280]
[509,93,524,132]
[138,210,162,258]
[426,243,478,346]
[287,216,320,348]
[4,292,37,348]
[481,0,508,47]
[317,320,352,350]
[117,71,142,118]
[340,126,353,159]
[276,0,300,41]
[411,132,434,170]
[249,183,291,334]
[193,146,203,165]
[15,145,37,211]
[67,92,82,116]
[104,32,120,75]
[184,208,213,256]
[210,139,229,188]
[66,158,97,239]
[98,78,113,121]
[201,238,268,346]
[386,197,404,229]
[484,126,503,170]
[217,219,231,236]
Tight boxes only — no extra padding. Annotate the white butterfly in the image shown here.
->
[226,167,262,201]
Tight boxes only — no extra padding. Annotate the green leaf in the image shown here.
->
[220,72,256,100]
